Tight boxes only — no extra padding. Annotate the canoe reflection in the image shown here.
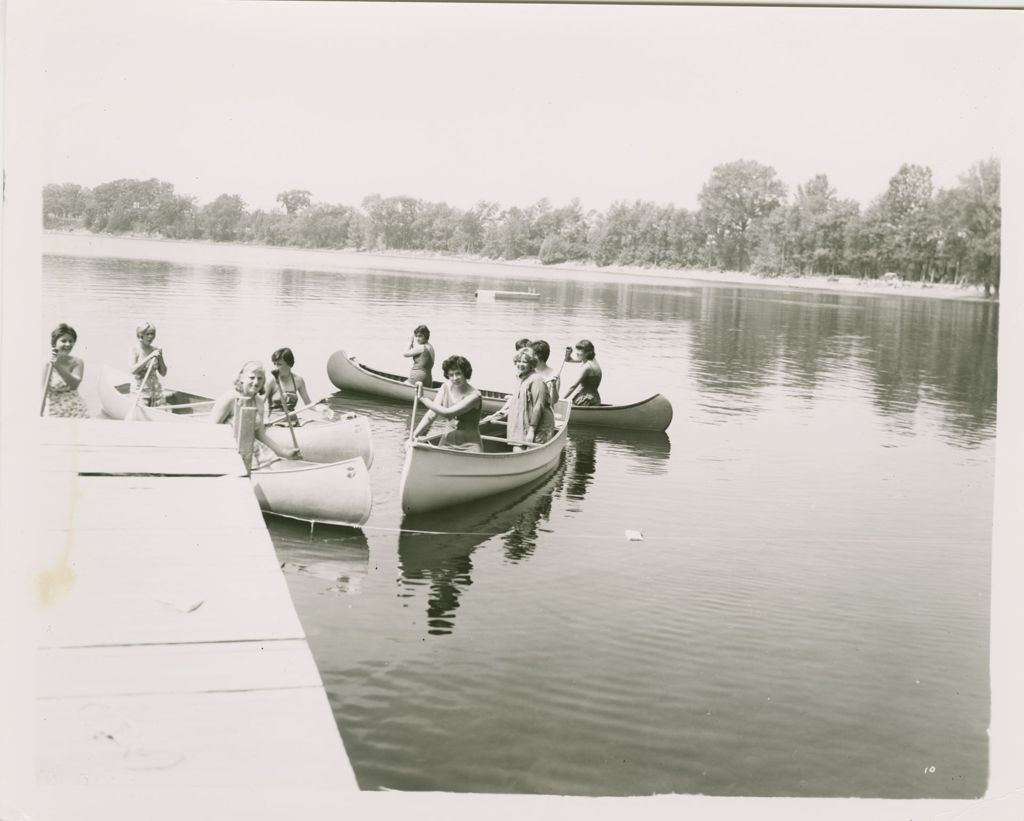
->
[265,515,370,595]
[398,459,567,636]
[566,429,671,500]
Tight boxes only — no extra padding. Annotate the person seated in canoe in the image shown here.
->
[42,323,90,418]
[530,340,561,407]
[209,361,300,463]
[505,346,555,450]
[411,355,483,452]
[130,321,168,407]
[403,324,435,386]
[563,339,602,406]
[266,347,312,420]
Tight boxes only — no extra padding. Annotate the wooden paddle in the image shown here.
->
[266,397,336,426]
[409,381,423,440]
[124,356,157,422]
[277,392,303,460]
[40,356,55,417]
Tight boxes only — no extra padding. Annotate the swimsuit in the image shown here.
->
[132,348,164,407]
[409,344,435,386]
[438,389,483,452]
[44,365,90,418]
[572,364,602,406]
[270,374,299,412]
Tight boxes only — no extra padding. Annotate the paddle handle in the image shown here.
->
[40,360,55,417]
[409,381,423,440]
[124,358,157,422]
[277,393,303,459]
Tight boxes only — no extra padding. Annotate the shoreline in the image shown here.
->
[42,230,994,302]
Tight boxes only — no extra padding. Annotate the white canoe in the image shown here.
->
[251,456,372,527]
[399,401,571,515]
[100,365,373,466]
[327,350,672,432]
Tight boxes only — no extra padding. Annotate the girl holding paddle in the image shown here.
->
[563,339,602,406]
[130,321,168,407]
[412,355,484,452]
[403,324,435,386]
[209,361,300,463]
[266,347,312,417]
[41,323,90,418]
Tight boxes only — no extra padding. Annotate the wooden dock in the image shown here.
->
[33,419,357,818]
[475,287,541,301]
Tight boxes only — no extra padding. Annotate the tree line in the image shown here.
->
[43,157,1000,295]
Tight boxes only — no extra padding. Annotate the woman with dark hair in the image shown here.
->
[209,361,300,463]
[403,324,435,386]
[563,339,602,406]
[42,323,90,418]
[530,339,560,407]
[412,354,483,452]
[266,347,312,415]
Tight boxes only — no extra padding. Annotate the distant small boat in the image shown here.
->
[326,350,673,432]
[251,456,372,527]
[100,365,374,466]
[475,288,541,301]
[399,402,570,515]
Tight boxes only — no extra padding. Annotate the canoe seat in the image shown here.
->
[480,435,543,449]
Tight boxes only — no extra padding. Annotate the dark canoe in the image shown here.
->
[326,349,673,432]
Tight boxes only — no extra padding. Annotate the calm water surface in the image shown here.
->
[43,249,996,797]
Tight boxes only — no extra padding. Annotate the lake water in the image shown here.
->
[42,241,996,797]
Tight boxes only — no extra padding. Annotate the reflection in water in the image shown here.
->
[398,461,568,635]
[685,287,998,445]
[265,516,370,595]
[565,436,596,503]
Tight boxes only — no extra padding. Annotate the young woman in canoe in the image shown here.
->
[42,323,90,418]
[412,355,483,452]
[130,321,168,407]
[563,339,602,406]
[505,346,555,449]
[209,361,300,462]
[530,340,561,408]
[403,324,435,386]
[265,347,312,416]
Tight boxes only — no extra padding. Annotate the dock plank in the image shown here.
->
[44,476,267,533]
[37,688,357,789]
[38,546,303,648]
[41,418,237,450]
[38,640,323,698]
[41,445,245,476]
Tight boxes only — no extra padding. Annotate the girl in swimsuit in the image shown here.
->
[266,347,312,416]
[403,324,435,386]
[412,355,483,452]
[564,339,602,406]
[42,323,90,418]
[210,361,301,464]
[130,321,167,407]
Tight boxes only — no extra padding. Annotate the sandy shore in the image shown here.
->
[43,230,992,301]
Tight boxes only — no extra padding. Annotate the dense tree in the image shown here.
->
[201,194,247,242]
[276,189,312,216]
[42,183,90,229]
[698,160,787,271]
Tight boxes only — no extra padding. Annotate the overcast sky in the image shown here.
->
[38,1,1016,214]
